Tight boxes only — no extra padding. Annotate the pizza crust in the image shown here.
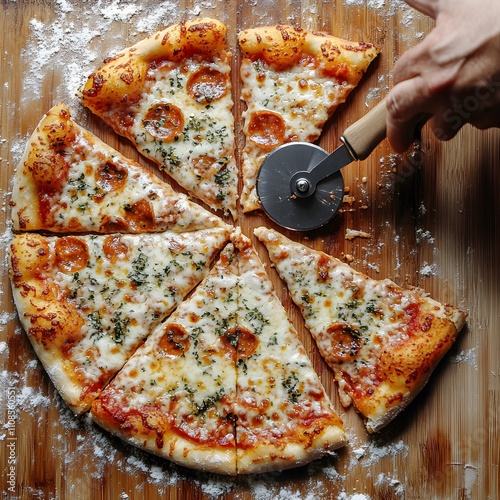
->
[236,425,347,474]
[92,398,237,476]
[254,226,467,433]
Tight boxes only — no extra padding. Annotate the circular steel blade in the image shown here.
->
[256,143,344,231]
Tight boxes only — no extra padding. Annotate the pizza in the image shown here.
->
[9,228,230,415]
[10,103,230,234]
[90,231,346,475]
[254,227,467,432]
[80,18,239,218]
[238,25,380,212]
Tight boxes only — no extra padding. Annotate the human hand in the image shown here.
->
[386,0,500,153]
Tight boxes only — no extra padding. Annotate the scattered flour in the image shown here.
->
[463,464,478,498]
[338,493,371,500]
[343,0,411,17]
[449,348,478,369]
[0,341,9,356]
[419,261,439,277]
[100,1,144,22]
[19,0,202,112]
[356,439,409,467]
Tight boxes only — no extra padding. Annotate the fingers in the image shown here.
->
[386,77,436,152]
[393,28,463,90]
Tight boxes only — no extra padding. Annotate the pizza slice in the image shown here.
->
[9,227,229,415]
[80,18,238,218]
[231,231,346,474]
[238,25,380,212]
[254,227,467,433]
[11,103,230,234]
[91,243,240,475]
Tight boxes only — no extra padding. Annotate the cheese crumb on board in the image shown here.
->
[345,228,372,240]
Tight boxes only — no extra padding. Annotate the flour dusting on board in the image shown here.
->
[20,0,220,113]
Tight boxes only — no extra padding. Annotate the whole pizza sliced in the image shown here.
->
[80,18,238,218]
[9,228,229,415]
[238,25,380,212]
[254,227,467,433]
[91,232,346,475]
[11,103,229,234]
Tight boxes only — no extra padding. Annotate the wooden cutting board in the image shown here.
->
[1,1,498,499]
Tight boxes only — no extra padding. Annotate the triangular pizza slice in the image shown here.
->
[238,25,380,212]
[90,232,346,475]
[80,18,239,218]
[254,227,467,432]
[11,103,230,234]
[9,228,229,415]
[231,231,346,474]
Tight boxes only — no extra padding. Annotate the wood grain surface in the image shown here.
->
[1,1,499,499]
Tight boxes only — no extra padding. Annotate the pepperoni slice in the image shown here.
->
[95,161,128,193]
[123,199,156,231]
[192,155,218,178]
[220,328,238,360]
[158,324,190,357]
[186,67,228,104]
[98,216,129,233]
[326,323,362,361]
[235,327,259,360]
[247,110,286,150]
[143,103,184,141]
[103,235,129,263]
[55,236,89,273]
[221,327,259,361]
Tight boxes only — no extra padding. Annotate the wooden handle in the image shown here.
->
[342,97,387,161]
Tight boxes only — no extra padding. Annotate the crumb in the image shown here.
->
[341,253,354,263]
[345,228,371,240]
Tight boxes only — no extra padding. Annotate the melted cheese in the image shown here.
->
[241,59,348,141]
[92,245,239,451]
[56,231,227,381]
[130,58,238,216]
[57,133,223,232]
[235,251,340,457]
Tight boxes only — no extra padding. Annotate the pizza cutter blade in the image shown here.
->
[256,98,388,231]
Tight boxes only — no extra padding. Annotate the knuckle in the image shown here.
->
[386,92,405,123]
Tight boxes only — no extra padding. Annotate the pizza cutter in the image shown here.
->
[256,98,388,231]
